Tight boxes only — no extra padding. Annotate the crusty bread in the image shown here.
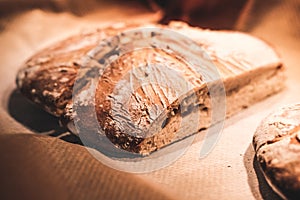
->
[16,23,137,117]
[253,104,300,200]
[17,21,285,155]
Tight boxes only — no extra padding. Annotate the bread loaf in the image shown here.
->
[253,104,300,200]
[16,21,285,155]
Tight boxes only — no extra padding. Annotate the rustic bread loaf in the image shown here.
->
[16,23,136,117]
[17,21,285,155]
[253,104,300,200]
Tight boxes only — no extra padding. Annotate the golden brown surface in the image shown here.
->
[253,104,300,199]
[16,21,284,155]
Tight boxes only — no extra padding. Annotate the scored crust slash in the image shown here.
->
[71,26,226,158]
[16,21,285,156]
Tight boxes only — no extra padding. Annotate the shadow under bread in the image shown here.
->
[7,89,82,145]
[243,144,282,200]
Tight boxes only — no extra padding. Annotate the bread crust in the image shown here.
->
[16,23,135,116]
[253,104,300,199]
[17,21,285,155]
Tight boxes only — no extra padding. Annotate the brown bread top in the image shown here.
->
[253,104,300,199]
[16,21,283,154]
